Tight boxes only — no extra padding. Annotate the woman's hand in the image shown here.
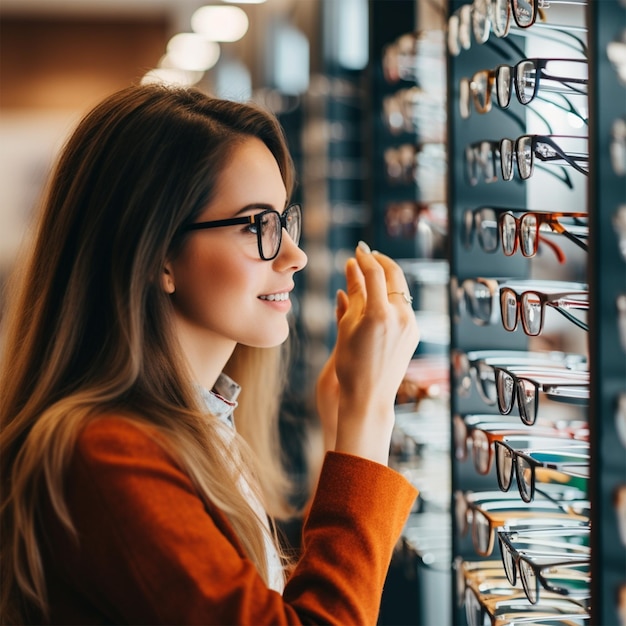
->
[315,291,349,453]
[332,242,420,465]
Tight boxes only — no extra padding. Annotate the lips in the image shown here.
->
[259,292,290,302]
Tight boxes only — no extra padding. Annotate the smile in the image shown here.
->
[259,292,290,302]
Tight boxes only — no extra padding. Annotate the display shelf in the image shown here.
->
[445,0,597,623]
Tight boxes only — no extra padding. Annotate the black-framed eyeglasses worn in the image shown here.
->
[183,203,302,261]
[495,440,590,503]
[497,532,590,604]
[500,284,589,336]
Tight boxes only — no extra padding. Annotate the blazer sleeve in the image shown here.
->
[46,417,417,626]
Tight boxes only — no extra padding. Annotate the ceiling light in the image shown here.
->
[165,33,221,72]
[191,6,249,42]
[222,0,267,3]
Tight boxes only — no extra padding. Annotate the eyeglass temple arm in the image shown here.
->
[548,219,589,252]
[510,25,588,57]
[485,36,526,62]
[499,105,527,132]
[486,82,556,134]
[535,162,574,189]
[537,234,566,263]
[535,486,573,513]
[541,69,588,91]
[536,92,588,126]
[548,302,590,331]
[533,136,589,176]
[524,103,555,135]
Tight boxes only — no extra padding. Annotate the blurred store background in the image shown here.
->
[4,1,623,624]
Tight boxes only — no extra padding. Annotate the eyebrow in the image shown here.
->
[233,202,288,217]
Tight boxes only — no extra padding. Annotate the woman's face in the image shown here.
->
[167,136,307,360]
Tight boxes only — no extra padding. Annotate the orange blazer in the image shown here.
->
[38,417,418,625]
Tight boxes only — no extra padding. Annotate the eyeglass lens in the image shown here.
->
[496,65,513,108]
[260,205,301,260]
[512,0,537,28]
[492,0,511,37]
[464,279,496,325]
[500,288,548,336]
[496,442,535,501]
[517,136,534,179]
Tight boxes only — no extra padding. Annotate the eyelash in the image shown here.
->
[243,215,270,236]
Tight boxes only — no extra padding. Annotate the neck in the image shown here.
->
[171,316,236,390]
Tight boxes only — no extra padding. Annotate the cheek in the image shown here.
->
[170,245,253,323]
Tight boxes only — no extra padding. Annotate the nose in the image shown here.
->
[275,229,307,271]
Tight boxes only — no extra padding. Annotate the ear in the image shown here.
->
[162,262,176,294]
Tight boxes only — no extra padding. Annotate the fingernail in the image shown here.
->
[357,240,371,254]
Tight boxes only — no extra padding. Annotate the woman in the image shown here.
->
[0,84,419,625]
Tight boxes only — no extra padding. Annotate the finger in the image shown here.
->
[336,289,349,323]
[344,257,366,312]
[371,251,411,294]
[355,245,388,310]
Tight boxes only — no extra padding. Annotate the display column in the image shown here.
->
[588,2,626,624]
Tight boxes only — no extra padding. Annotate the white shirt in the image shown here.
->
[197,374,285,593]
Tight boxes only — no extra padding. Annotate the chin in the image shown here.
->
[244,326,290,349]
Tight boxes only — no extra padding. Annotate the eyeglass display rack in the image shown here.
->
[446,7,531,623]
[587,1,626,625]
[444,0,625,625]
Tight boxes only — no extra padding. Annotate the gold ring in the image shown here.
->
[388,291,413,305]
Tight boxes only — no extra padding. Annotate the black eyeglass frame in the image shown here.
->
[499,134,589,182]
[492,364,589,425]
[511,0,587,29]
[183,203,302,261]
[494,439,590,503]
[497,57,588,107]
[497,531,591,604]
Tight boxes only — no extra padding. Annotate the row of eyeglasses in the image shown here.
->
[449,1,595,624]
[451,345,626,622]
[453,347,593,622]
[451,277,588,336]
[448,0,588,59]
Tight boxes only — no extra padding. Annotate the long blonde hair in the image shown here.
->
[0,84,298,624]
